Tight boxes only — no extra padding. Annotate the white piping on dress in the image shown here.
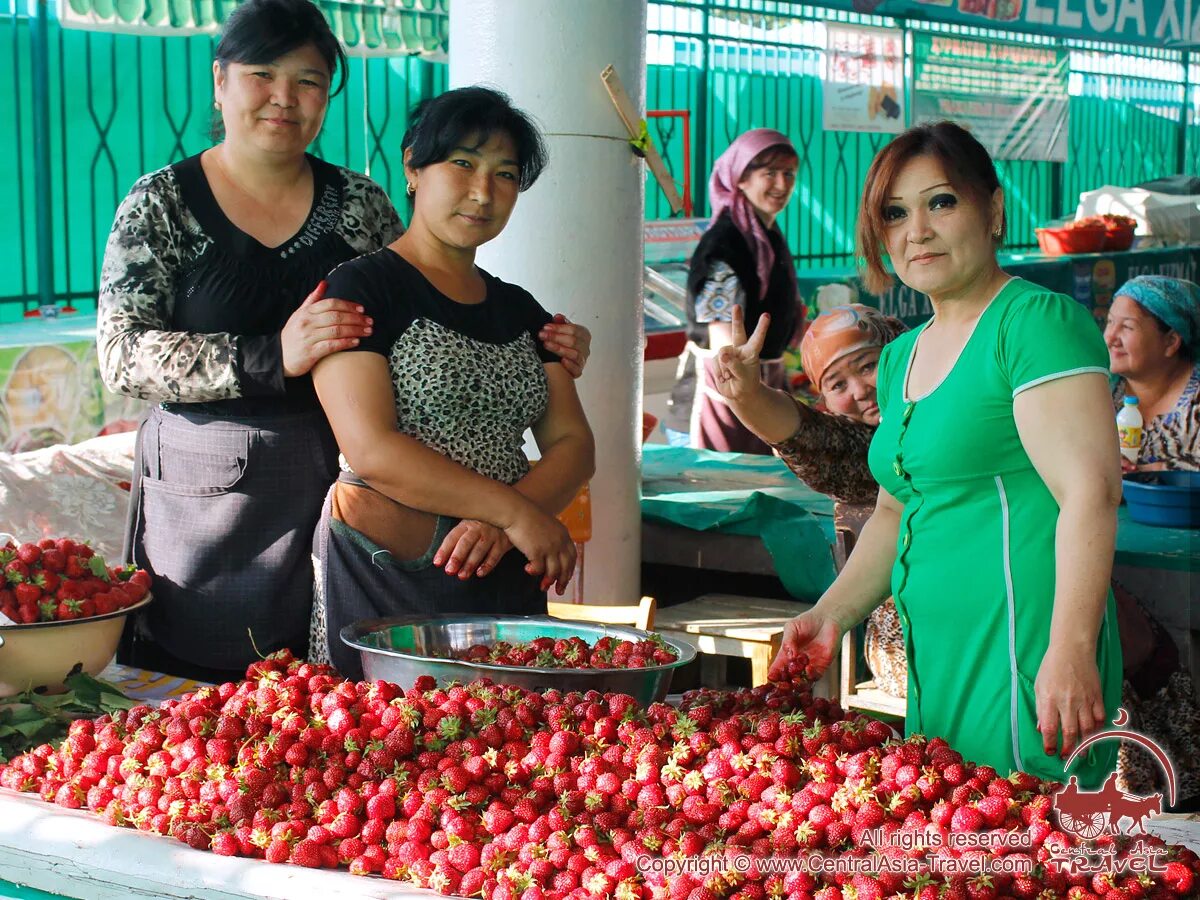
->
[1011,366,1110,398]
[996,474,1026,773]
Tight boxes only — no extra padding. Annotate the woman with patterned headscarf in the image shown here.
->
[664,129,804,454]
[1104,275,1200,470]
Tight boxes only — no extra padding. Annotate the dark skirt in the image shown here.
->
[123,404,338,672]
[312,486,546,680]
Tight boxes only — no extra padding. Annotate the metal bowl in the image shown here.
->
[341,615,696,704]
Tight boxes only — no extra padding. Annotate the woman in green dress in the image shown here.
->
[757,122,1124,786]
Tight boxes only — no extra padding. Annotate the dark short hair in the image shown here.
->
[401,87,548,192]
[215,0,347,96]
[856,121,1006,294]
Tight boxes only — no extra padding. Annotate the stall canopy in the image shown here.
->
[55,0,449,57]
[814,0,1197,47]
[54,0,1196,52]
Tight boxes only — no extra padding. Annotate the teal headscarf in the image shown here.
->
[1115,276,1200,358]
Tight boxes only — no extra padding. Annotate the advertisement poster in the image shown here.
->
[823,25,906,134]
[912,34,1069,161]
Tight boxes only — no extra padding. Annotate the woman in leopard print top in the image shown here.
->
[309,88,595,678]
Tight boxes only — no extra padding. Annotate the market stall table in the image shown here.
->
[2,782,1199,900]
[641,445,1200,683]
[796,245,1200,328]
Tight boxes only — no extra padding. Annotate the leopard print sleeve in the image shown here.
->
[339,169,404,253]
[770,394,879,504]
[97,169,242,403]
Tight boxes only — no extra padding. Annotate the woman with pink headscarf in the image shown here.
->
[664,129,804,454]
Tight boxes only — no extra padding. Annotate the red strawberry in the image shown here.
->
[950,805,984,832]
[40,549,66,572]
[1162,861,1194,895]
[290,839,323,868]
[14,582,41,605]
[976,795,1008,828]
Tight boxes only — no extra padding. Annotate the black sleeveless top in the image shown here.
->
[166,153,386,416]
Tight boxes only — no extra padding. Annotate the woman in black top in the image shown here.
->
[664,128,804,454]
[309,88,595,678]
[97,0,590,681]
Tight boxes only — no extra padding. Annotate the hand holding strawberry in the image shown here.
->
[767,608,842,683]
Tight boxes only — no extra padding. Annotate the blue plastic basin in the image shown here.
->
[1121,471,1200,529]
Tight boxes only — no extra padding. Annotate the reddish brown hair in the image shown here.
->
[856,121,1006,295]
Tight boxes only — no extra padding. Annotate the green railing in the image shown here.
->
[0,4,444,321]
[645,0,1193,267]
[0,0,1193,320]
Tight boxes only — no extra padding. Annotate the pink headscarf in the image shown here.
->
[708,128,796,301]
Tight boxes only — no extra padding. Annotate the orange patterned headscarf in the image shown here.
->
[800,304,907,393]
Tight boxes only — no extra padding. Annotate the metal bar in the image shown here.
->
[647,109,692,215]
[694,3,709,218]
[29,0,54,307]
[1179,50,1190,175]
[56,13,70,302]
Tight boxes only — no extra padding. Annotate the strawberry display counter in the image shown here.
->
[1,651,1199,900]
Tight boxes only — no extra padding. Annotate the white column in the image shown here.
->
[449,0,647,606]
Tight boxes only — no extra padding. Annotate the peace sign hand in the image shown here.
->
[712,305,771,404]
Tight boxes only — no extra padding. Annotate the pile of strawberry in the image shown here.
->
[2,649,1197,900]
[442,635,679,670]
[0,537,151,625]
[1075,214,1137,230]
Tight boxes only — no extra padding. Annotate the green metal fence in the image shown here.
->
[646,0,1193,268]
[0,5,444,321]
[0,0,1193,319]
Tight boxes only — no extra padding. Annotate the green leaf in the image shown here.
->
[87,556,111,582]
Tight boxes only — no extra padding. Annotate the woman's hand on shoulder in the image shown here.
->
[434,520,512,579]
[713,305,770,405]
[539,314,591,379]
[281,281,376,378]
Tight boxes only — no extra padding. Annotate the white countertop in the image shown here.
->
[2,787,1198,900]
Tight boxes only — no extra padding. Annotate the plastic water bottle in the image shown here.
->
[1117,395,1143,465]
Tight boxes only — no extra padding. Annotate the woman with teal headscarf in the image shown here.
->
[1104,275,1200,470]
[1102,275,1200,807]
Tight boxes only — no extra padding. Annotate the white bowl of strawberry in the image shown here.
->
[341,615,696,704]
[0,535,152,697]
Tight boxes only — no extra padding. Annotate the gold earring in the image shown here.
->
[406,183,415,197]
[213,100,221,111]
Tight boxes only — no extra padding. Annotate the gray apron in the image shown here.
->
[125,404,338,670]
[312,482,546,680]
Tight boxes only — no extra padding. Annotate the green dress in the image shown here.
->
[868,278,1122,787]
